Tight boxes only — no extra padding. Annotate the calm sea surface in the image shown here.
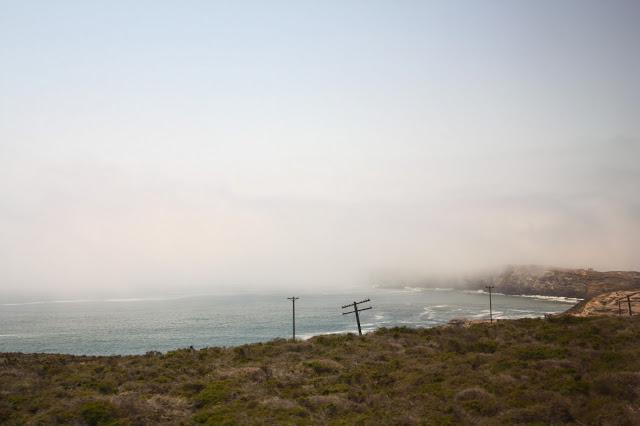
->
[0,288,577,355]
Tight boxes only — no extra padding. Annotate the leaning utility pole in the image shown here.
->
[287,297,299,340]
[341,299,372,336]
[485,286,495,323]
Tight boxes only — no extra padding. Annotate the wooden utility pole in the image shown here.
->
[287,297,299,340]
[485,286,495,323]
[627,295,632,317]
[341,299,372,335]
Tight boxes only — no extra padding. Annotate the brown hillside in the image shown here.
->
[472,266,640,299]
[567,290,640,317]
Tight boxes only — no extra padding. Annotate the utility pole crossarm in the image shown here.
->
[341,298,373,336]
[341,299,370,309]
[342,307,372,315]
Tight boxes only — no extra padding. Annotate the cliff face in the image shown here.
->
[471,265,640,299]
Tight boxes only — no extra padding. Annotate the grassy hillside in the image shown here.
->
[2,316,640,425]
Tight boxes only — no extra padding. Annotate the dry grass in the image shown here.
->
[2,316,640,425]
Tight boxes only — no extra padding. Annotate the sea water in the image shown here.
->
[0,288,578,355]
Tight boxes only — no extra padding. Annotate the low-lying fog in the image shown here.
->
[1,1,639,302]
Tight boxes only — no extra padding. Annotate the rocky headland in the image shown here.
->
[468,265,640,300]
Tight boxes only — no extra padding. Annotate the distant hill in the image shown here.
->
[468,265,640,299]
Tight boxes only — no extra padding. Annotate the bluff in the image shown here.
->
[469,265,640,299]
[566,290,640,317]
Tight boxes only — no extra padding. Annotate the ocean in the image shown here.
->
[0,288,578,355]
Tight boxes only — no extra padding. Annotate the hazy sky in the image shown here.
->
[1,1,639,299]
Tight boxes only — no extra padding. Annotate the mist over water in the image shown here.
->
[1,1,639,302]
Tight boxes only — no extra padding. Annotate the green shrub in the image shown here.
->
[321,383,350,394]
[597,350,625,369]
[475,338,498,353]
[193,407,235,425]
[182,382,206,395]
[513,344,567,360]
[233,346,251,361]
[304,359,343,374]
[195,381,233,408]
[555,376,589,395]
[96,380,117,394]
[79,400,119,426]
[593,372,640,401]
[455,387,498,416]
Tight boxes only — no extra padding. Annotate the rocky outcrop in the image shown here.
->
[567,290,640,317]
[470,265,640,299]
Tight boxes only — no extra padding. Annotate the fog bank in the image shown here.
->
[1,1,639,300]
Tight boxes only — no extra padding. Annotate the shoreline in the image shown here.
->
[4,304,639,423]
[397,286,583,304]
[1,287,577,357]
[0,292,578,357]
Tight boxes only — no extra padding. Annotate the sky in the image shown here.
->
[1,1,639,300]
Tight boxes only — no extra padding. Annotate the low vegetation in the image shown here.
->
[2,316,640,425]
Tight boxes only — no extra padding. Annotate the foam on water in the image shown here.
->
[0,288,574,355]
[515,294,582,304]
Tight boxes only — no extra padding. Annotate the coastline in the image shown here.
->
[0,288,571,356]
[3,316,640,424]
